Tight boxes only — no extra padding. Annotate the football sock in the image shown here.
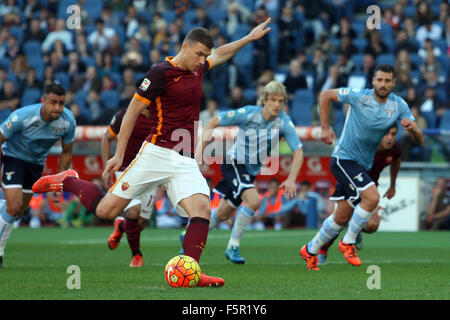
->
[0,200,15,258]
[307,214,344,254]
[208,209,221,230]
[183,217,209,263]
[63,177,104,214]
[227,206,254,249]
[319,233,339,253]
[343,204,372,244]
[123,217,141,256]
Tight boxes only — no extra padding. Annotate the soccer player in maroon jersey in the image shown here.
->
[32,19,272,287]
[101,106,155,267]
[317,124,402,264]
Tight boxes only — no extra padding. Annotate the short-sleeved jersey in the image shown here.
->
[108,108,153,171]
[333,88,414,170]
[133,56,212,155]
[218,105,302,176]
[0,103,76,165]
[369,142,401,185]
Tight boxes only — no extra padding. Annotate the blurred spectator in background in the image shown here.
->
[71,65,102,94]
[337,35,358,58]
[0,80,20,121]
[425,178,450,230]
[42,18,74,54]
[331,16,356,40]
[393,71,415,95]
[404,87,421,110]
[419,86,445,126]
[404,17,417,41]
[86,90,105,125]
[193,7,214,29]
[278,4,301,64]
[283,59,307,103]
[227,85,250,109]
[88,18,116,53]
[253,179,288,231]
[10,55,29,84]
[415,0,435,27]
[419,51,442,75]
[418,37,443,60]
[124,5,140,38]
[69,103,90,125]
[225,2,251,39]
[416,18,442,46]
[20,67,42,92]
[311,47,331,86]
[24,18,46,42]
[396,49,415,74]
[394,29,419,55]
[362,53,376,87]
[364,30,388,58]
[199,98,219,126]
[4,36,22,60]
[251,5,271,79]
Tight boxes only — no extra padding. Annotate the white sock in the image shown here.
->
[227,206,254,249]
[209,209,221,230]
[307,214,344,254]
[274,222,282,230]
[0,200,15,257]
[343,205,372,244]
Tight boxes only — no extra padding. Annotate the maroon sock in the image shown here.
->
[183,217,209,263]
[63,177,104,214]
[123,217,141,256]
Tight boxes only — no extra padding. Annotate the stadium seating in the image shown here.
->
[439,110,450,131]
[375,53,396,67]
[422,111,438,129]
[100,90,120,109]
[21,88,42,106]
[54,72,71,91]
[290,89,315,126]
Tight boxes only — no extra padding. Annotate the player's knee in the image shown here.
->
[246,197,262,212]
[125,205,141,220]
[334,214,350,226]
[95,204,118,220]
[6,201,23,217]
[193,201,211,220]
[364,220,379,233]
[362,191,380,210]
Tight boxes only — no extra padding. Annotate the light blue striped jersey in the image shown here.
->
[0,103,76,165]
[333,88,414,170]
[218,105,302,176]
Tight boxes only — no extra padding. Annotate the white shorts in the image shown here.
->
[110,142,210,218]
[115,171,155,219]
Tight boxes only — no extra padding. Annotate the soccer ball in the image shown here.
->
[164,255,202,288]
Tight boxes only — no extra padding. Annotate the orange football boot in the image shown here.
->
[338,240,362,266]
[32,169,79,193]
[130,253,143,267]
[300,245,320,270]
[197,273,225,287]
[108,217,124,250]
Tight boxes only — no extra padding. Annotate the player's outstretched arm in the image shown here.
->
[319,89,338,144]
[280,147,304,199]
[103,98,147,179]
[208,18,271,67]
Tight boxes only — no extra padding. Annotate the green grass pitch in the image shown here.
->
[0,227,448,300]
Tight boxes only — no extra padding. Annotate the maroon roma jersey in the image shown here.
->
[368,143,402,186]
[108,108,152,171]
[134,56,212,155]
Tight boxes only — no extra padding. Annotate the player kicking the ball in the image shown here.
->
[32,19,272,286]
[317,123,402,264]
[300,64,423,270]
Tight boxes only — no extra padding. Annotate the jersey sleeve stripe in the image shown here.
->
[150,96,163,144]
[133,93,151,106]
[107,125,117,139]
[207,58,213,70]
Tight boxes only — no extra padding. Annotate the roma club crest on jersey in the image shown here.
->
[121,182,130,191]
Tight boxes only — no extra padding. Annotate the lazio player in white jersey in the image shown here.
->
[300,64,424,270]
[198,81,304,264]
[0,84,76,269]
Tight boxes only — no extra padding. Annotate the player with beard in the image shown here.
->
[300,64,423,270]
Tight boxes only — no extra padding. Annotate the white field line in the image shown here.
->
[60,231,317,245]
